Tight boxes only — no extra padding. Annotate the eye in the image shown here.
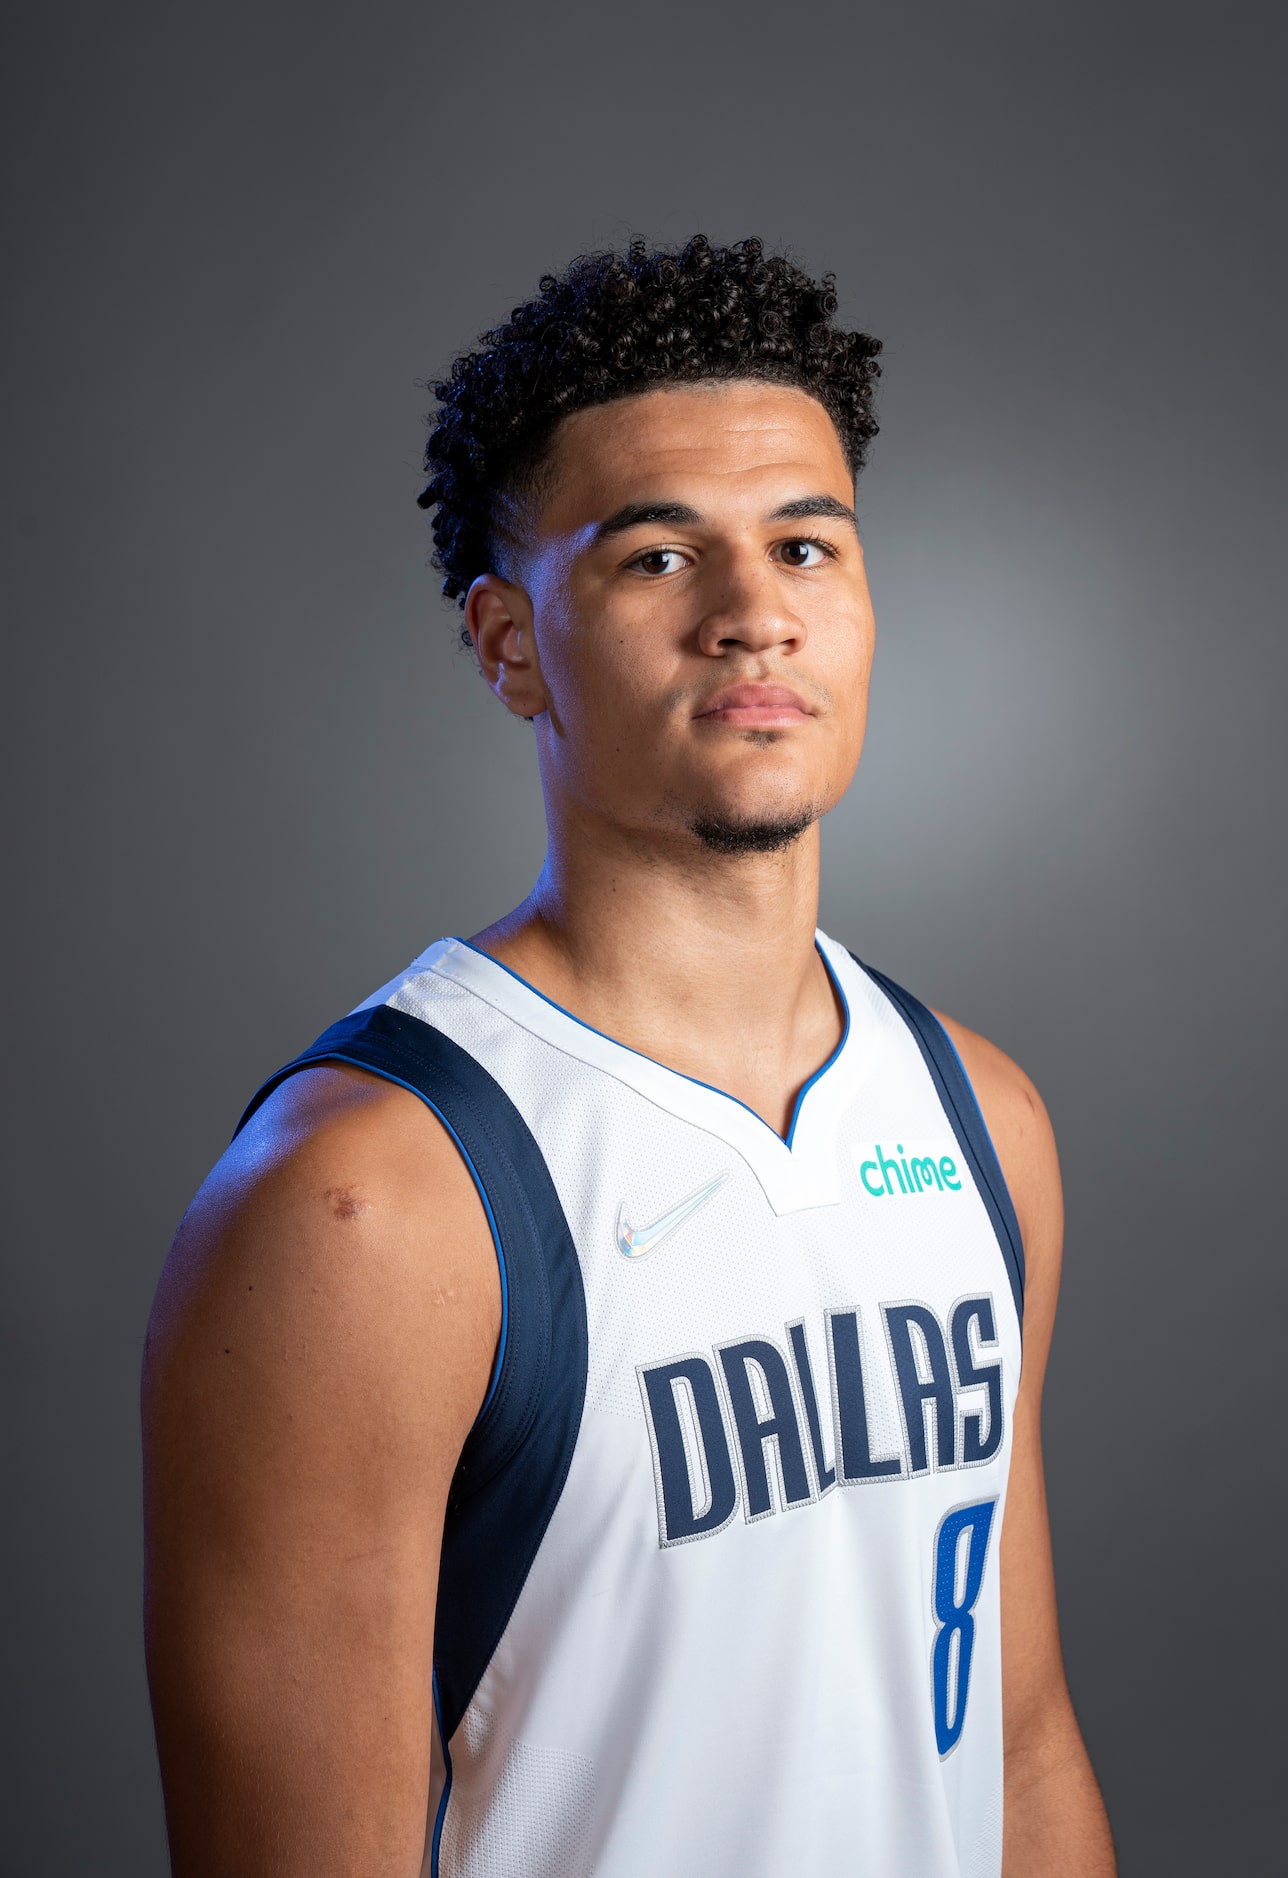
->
[628,547,690,577]
[775,537,832,568]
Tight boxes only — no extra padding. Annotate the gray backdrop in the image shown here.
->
[3,2,1284,1871]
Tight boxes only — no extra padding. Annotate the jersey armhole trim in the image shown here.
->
[429,1668,452,1878]
[234,1003,589,1743]
[855,959,1026,1330]
[237,1043,510,1418]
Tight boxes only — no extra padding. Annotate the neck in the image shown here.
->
[470,807,841,1137]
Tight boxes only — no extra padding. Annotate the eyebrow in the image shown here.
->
[768,495,858,530]
[593,502,703,541]
[592,493,858,542]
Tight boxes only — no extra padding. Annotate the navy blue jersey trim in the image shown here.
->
[856,961,1026,1329]
[235,1003,589,1742]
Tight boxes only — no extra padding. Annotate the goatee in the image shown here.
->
[688,809,817,856]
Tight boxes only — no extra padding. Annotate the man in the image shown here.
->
[143,235,1115,1876]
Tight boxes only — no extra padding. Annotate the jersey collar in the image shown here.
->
[417,931,880,1216]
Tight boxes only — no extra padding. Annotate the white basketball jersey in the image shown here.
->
[240,931,1025,1877]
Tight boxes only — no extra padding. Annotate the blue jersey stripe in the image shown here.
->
[235,1003,590,1747]
[857,963,1026,1330]
[429,1670,452,1876]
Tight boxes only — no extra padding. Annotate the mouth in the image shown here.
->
[693,683,814,729]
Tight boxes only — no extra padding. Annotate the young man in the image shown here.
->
[143,236,1115,1876]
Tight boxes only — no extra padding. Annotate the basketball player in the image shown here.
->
[143,237,1116,1876]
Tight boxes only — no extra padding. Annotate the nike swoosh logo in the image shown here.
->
[615,1172,730,1260]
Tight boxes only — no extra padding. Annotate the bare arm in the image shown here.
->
[938,1015,1116,1878]
[142,1065,501,1877]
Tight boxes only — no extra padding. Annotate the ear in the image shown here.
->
[464,574,548,720]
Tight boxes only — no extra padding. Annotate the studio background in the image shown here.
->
[3,2,1284,1872]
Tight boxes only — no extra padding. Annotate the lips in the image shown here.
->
[694,683,813,728]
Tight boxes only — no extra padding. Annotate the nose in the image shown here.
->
[694,549,806,658]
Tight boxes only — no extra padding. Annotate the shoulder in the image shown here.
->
[931,1015,1058,1213]
[145,1063,502,1453]
[142,1065,504,1865]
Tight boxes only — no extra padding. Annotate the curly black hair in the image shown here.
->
[419,235,882,615]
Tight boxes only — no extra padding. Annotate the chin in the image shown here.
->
[687,810,818,857]
[683,778,826,856]
[654,744,844,855]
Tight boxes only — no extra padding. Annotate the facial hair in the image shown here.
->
[687,805,819,856]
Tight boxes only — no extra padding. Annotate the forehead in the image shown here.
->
[536,381,852,530]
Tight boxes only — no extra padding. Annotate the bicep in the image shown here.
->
[939,1015,1114,1864]
[999,1356,1069,1750]
[142,1069,500,1878]
[990,1063,1070,1744]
